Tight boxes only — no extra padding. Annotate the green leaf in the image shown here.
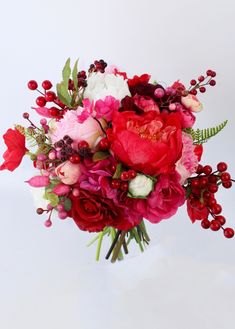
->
[185,120,228,144]
[92,151,110,162]
[62,58,71,84]
[72,59,79,91]
[56,82,71,107]
[43,190,59,207]
[64,198,72,211]
[112,163,122,179]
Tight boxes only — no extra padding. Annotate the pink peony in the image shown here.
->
[136,171,185,223]
[49,107,105,149]
[133,95,160,113]
[176,132,199,184]
[55,161,81,185]
[181,94,203,112]
[95,96,120,121]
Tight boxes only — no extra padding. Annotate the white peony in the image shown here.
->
[84,73,131,102]
[128,174,154,198]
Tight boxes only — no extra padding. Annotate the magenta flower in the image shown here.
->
[95,96,120,121]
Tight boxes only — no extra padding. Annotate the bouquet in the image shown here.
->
[1,58,234,263]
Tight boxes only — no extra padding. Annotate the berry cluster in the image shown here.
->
[110,169,137,192]
[88,59,107,73]
[187,162,234,238]
[188,69,216,95]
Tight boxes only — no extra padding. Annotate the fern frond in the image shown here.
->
[185,120,228,144]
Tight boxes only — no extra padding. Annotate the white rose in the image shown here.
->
[128,174,154,198]
[181,94,203,112]
[84,73,131,102]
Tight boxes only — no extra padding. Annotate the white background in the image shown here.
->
[0,0,235,328]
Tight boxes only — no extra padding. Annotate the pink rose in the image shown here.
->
[181,94,203,112]
[133,95,160,113]
[55,161,81,185]
[136,171,185,223]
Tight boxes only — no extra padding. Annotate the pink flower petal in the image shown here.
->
[32,107,53,118]
[25,175,50,187]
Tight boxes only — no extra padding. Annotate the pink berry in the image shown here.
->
[169,103,176,111]
[40,118,47,125]
[48,150,56,160]
[44,219,52,227]
[154,88,165,98]
[58,211,67,220]
[57,204,64,212]
[72,188,80,197]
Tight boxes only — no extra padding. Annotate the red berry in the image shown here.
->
[216,215,226,226]
[201,219,211,229]
[199,86,206,93]
[36,96,47,107]
[128,170,137,179]
[210,220,221,231]
[196,164,203,174]
[69,155,81,164]
[211,204,222,215]
[208,175,218,183]
[120,171,130,181]
[120,181,129,191]
[45,91,56,102]
[217,162,227,172]
[190,89,197,95]
[206,70,213,76]
[198,75,205,82]
[203,191,212,199]
[36,208,44,215]
[23,112,29,119]
[28,80,38,90]
[209,79,216,86]
[42,80,52,90]
[207,198,217,207]
[110,164,117,173]
[111,179,121,189]
[208,184,218,193]
[211,71,216,77]
[203,165,212,175]
[191,187,201,196]
[190,79,197,86]
[224,227,234,239]
[221,172,231,182]
[222,181,232,189]
[78,140,89,149]
[199,176,209,188]
[49,107,60,117]
[191,179,200,188]
[99,138,110,151]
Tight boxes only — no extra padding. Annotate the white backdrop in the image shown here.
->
[0,0,235,328]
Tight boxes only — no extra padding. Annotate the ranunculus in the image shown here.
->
[95,96,120,121]
[55,161,81,185]
[176,132,199,184]
[84,73,131,102]
[181,94,203,113]
[70,189,141,232]
[107,111,183,176]
[49,107,105,149]
[136,171,186,223]
[0,128,28,171]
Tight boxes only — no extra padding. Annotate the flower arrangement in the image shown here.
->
[1,58,234,262]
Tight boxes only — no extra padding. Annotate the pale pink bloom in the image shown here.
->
[49,107,105,149]
[181,94,203,112]
[55,161,81,185]
[176,132,199,184]
[133,95,160,113]
[95,96,120,121]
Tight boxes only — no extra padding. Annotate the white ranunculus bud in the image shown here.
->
[128,174,154,198]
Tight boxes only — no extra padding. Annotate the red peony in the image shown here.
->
[0,128,28,171]
[107,111,183,176]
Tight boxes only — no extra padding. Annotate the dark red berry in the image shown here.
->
[224,227,234,239]
[36,96,47,107]
[120,171,130,181]
[23,112,29,119]
[216,215,226,226]
[28,80,38,90]
[221,172,231,182]
[209,79,216,86]
[49,107,60,117]
[203,165,212,175]
[190,89,197,95]
[208,184,218,193]
[36,208,44,215]
[99,138,110,151]
[208,175,218,184]
[128,170,137,179]
[199,176,209,188]
[201,219,211,229]
[78,140,89,149]
[191,179,200,188]
[206,70,213,76]
[120,181,129,191]
[222,181,232,189]
[211,204,222,215]
[210,71,216,77]
[210,220,221,231]
[217,162,227,172]
[111,179,121,189]
[190,79,197,86]
[69,155,81,164]
[199,86,206,93]
[45,91,56,102]
[110,164,116,173]
[42,80,52,90]
[196,164,203,174]
[198,75,205,82]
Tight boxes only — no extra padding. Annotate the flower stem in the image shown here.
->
[111,231,127,263]
[105,230,121,260]
[96,231,105,261]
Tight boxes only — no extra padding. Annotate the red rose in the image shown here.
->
[70,189,140,232]
[107,111,183,176]
[0,128,28,171]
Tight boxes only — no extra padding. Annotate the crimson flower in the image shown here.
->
[0,128,28,171]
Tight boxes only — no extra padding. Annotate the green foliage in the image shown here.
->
[72,59,79,91]
[112,163,122,179]
[185,120,228,144]
[56,58,72,107]
[92,151,110,162]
